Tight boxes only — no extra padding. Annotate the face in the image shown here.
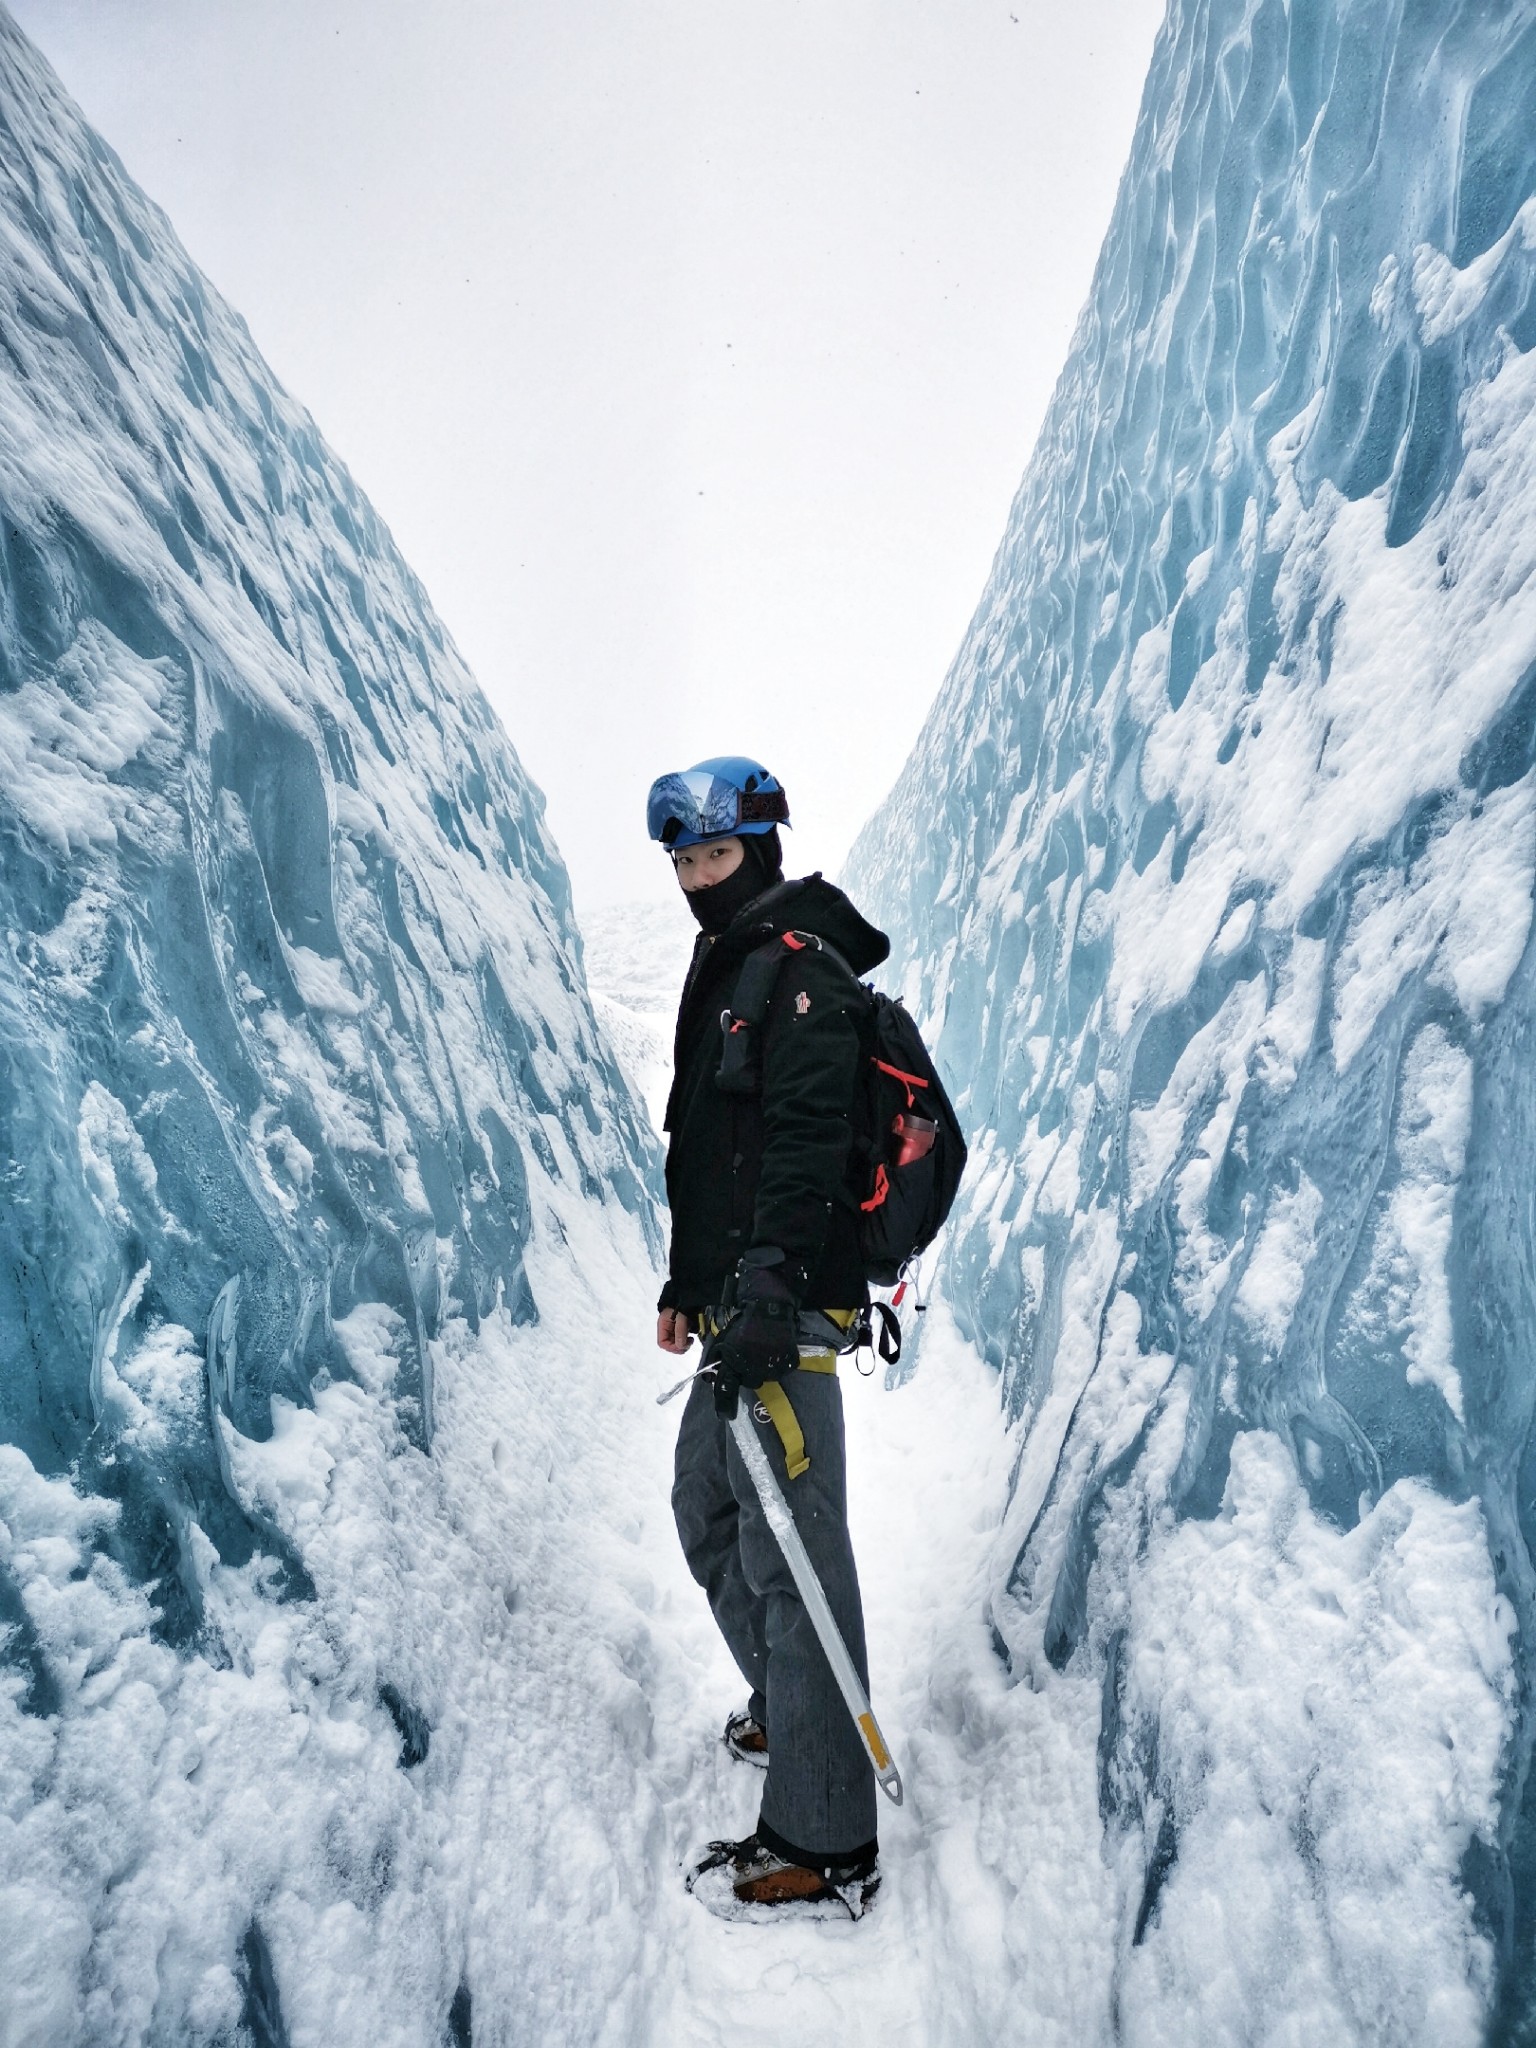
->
[673,835,745,892]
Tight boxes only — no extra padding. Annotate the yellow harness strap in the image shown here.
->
[753,1310,858,1479]
[696,1308,859,1481]
[754,1379,811,1479]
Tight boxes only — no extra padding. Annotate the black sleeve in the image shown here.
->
[750,948,863,1271]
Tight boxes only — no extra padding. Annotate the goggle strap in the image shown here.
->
[738,789,789,826]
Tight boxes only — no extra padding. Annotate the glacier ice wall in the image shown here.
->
[0,8,655,1580]
[848,0,1536,2032]
[0,16,677,2038]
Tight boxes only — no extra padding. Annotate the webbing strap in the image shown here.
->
[696,1308,857,1344]
[694,1307,854,1476]
[755,1380,809,1479]
[731,938,799,1028]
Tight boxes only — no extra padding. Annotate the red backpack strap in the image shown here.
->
[873,1058,927,1109]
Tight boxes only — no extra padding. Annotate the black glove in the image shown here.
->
[710,1250,805,1416]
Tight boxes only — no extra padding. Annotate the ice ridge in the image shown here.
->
[848,0,1536,2033]
[0,18,657,1640]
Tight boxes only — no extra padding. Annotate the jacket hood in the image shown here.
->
[723,872,890,976]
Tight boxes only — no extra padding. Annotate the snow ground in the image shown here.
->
[578,923,1078,2047]
[642,1306,1053,2048]
[2,927,1056,2048]
[581,926,1510,2048]
[0,1213,1035,2048]
[7,976,1507,2046]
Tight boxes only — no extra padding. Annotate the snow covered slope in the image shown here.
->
[583,899,699,1134]
[847,0,1536,2035]
[0,15,698,2042]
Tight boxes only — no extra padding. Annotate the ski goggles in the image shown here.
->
[645,769,789,848]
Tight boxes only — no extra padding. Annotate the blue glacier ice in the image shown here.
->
[0,9,656,1589]
[847,0,1536,2034]
[0,17,689,2042]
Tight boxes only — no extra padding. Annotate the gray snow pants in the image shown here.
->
[671,1363,878,1864]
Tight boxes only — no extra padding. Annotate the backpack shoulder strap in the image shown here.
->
[715,931,866,1094]
[733,930,860,1015]
[715,935,792,1095]
[728,934,796,1027]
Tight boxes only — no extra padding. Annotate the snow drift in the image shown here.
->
[847,0,1536,2035]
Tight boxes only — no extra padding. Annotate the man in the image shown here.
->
[646,754,889,1921]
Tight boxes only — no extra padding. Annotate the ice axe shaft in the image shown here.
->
[727,1401,904,1806]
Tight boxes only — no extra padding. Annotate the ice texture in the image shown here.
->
[0,5,657,1530]
[0,17,683,2039]
[847,0,1536,2031]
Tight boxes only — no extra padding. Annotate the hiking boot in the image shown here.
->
[685,1832,880,1923]
[723,1707,769,1767]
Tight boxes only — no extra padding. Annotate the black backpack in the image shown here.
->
[715,930,967,1288]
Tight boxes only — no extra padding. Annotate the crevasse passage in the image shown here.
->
[9,0,1536,2041]
[848,0,1536,2037]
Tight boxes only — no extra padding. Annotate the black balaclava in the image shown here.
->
[682,828,785,934]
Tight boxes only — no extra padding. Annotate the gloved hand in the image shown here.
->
[710,1251,805,1417]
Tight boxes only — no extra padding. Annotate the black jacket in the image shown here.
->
[659,874,891,1313]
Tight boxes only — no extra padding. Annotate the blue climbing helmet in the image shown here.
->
[645,755,790,850]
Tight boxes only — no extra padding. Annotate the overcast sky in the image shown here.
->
[13,0,1163,913]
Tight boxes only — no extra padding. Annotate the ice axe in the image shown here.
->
[658,1335,904,1806]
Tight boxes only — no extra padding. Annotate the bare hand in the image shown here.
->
[656,1309,693,1355]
